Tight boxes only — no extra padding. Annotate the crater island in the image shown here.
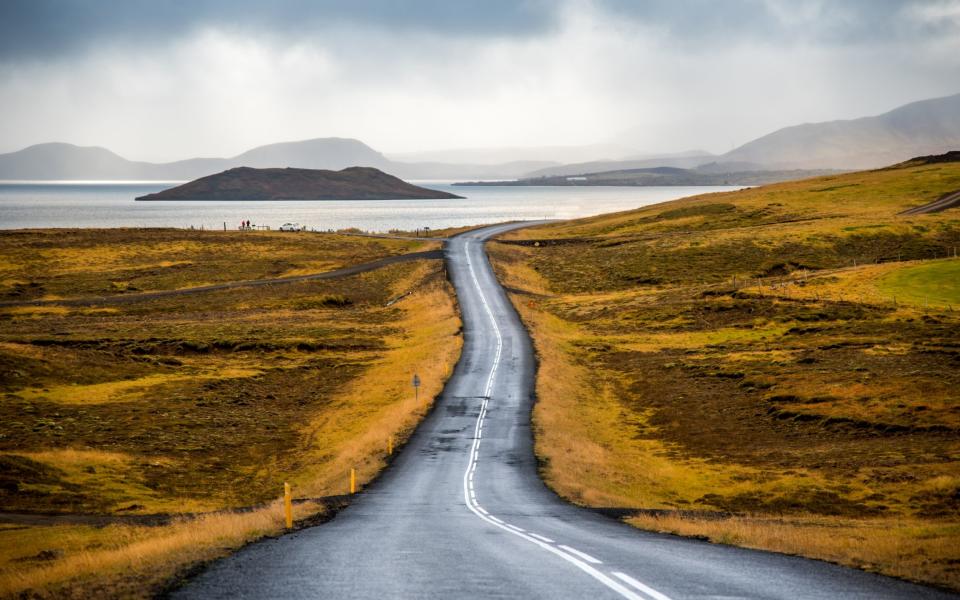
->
[136,166,463,200]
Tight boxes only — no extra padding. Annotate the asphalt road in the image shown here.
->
[174,222,955,599]
[900,188,960,215]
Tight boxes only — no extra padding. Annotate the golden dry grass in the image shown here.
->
[492,244,960,590]
[15,371,260,405]
[628,513,960,591]
[488,160,960,591]
[0,500,323,599]
[0,230,460,598]
[0,228,436,301]
[291,262,462,497]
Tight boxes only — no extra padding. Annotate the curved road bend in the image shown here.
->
[174,222,955,599]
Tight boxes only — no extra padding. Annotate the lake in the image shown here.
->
[0,182,743,231]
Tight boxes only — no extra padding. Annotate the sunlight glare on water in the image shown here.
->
[0,182,744,231]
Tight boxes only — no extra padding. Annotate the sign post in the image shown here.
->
[412,373,421,405]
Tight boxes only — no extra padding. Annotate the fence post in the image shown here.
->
[283,482,293,529]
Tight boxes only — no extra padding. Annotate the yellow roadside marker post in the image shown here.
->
[388,435,394,456]
[283,482,293,529]
[350,468,357,494]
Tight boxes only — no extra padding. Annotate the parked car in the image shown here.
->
[279,222,301,232]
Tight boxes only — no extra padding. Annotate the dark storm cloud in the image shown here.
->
[0,0,957,159]
[0,0,558,60]
[2,0,950,62]
[601,0,947,45]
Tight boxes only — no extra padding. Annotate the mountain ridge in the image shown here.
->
[517,93,960,177]
[0,138,544,181]
[721,92,960,170]
[3,92,959,180]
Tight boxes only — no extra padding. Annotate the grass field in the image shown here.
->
[877,260,960,307]
[0,228,423,301]
[488,156,960,591]
[0,229,461,598]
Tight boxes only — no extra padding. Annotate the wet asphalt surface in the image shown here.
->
[173,222,956,599]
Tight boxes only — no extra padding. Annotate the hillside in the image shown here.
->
[0,143,157,180]
[136,166,462,201]
[517,93,960,177]
[488,153,960,590]
[521,152,716,178]
[514,93,960,177]
[459,164,838,187]
[723,93,960,170]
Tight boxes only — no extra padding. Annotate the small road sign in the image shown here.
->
[413,374,421,388]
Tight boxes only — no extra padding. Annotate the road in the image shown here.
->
[174,222,954,599]
[900,188,960,215]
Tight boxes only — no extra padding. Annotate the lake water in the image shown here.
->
[0,182,743,232]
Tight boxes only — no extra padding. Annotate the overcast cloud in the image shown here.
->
[0,0,958,161]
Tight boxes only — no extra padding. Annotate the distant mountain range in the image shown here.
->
[137,167,462,201]
[1,92,958,181]
[0,138,387,181]
[0,138,553,181]
[518,93,960,178]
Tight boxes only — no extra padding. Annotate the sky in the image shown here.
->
[0,0,959,162]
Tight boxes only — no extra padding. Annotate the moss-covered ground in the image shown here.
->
[488,158,960,591]
[0,229,461,598]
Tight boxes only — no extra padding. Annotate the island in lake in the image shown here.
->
[136,166,463,200]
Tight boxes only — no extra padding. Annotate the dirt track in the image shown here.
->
[0,250,443,308]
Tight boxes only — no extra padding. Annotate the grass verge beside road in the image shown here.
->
[488,156,960,591]
[0,230,460,598]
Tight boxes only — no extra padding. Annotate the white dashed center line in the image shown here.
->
[459,233,673,600]
[559,545,603,565]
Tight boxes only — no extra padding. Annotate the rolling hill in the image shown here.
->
[521,151,716,178]
[0,143,156,180]
[722,92,960,170]
[462,164,837,187]
[135,166,462,200]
